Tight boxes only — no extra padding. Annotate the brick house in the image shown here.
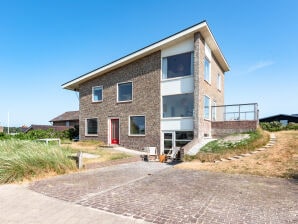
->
[62,21,231,154]
[50,111,79,128]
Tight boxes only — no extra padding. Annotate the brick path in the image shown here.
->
[29,162,298,224]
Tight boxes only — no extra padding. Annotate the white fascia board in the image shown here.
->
[62,21,229,90]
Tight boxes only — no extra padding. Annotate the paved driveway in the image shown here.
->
[28,161,297,224]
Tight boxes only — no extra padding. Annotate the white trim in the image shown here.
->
[62,22,229,90]
[85,117,98,136]
[117,81,133,103]
[128,115,146,136]
[92,85,103,102]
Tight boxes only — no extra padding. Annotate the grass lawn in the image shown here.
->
[0,139,76,184]
[0,140,132,184]
[177,130,298,179]
[184,128,269,162]
[62,141,132,165]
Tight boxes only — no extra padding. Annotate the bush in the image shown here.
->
[260,121,298,132]
[260,121,283,131]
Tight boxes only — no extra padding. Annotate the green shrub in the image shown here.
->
[260,121,298,132]
[0,139,76,184]
[260,121,283,131]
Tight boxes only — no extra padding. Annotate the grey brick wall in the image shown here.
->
[194,32,225,141]
[79,51,161,151]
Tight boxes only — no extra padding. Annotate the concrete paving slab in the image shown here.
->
[0,184,149,224]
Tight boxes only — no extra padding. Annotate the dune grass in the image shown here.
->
[0,139,76,184]
[184,128,270,162]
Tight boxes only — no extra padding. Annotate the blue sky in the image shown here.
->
[0,0,297,127]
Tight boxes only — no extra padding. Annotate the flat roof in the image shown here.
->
[62,21,230,91]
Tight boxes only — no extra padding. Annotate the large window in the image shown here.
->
[85,118,98,135]
[204,95,210,119]
[118,82,132,102]
[163,93,194,118]
[162,52,194,79]
[92,86,103,102]
[129,116,145,135]
[204,58,211,83]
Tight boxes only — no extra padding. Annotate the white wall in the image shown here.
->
[161,38,194,132]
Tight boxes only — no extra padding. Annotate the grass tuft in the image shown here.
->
[0,139,76,184]
[184,128,269,162]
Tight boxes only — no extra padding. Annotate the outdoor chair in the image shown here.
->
[166,147,180,161]
[145,146,158,161]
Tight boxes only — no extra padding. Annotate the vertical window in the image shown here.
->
[204,58,211,83]
[162,52,194,79]
[162,93,194,118]
[118,82,132,102]
[212,101,216,121]
[85,118,98,135]
[204,95,210,119]
[217,74,221,90]
[129,116,145,135]
[92,86,103,102]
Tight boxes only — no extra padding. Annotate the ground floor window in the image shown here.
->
[129,115,145,135]
[163,131,193,153]
[85,118,98,136]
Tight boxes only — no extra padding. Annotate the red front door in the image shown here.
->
[111,119,119,144]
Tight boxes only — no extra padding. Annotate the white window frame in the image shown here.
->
[162,92,194,118]
[212,100,216,121]
[162,51,194,80]
[85,117,98,136]
[204,57,211,84]
[92,86,103,102]
[204,95,211,120]
[128,115,146,136]
[117,81,133,103]
[217,74,221,91]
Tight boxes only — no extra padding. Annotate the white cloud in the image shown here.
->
[246,60,275,74]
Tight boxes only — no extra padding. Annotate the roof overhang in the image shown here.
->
[62,21,230,91]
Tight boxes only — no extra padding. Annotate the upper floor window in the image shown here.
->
[85,118,98,136]
[117,82,132,102]
[204,58,211,83]
[217,74,221,91]
[129,115,145,136]
[163,93,194,118]
[204,95,210,119]
[92,86,103,102]
[162,52,194,79]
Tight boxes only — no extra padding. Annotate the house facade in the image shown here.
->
[62,21,229,154]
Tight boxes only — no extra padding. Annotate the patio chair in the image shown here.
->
[147,147,158,161]
[166,147,180,161]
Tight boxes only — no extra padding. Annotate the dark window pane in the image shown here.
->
[164,52,193,79]
[130,116,145,135]
[118,82,132,102]
[163,93,194,118]
[87,118,98,135]
[176,131,194,140]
